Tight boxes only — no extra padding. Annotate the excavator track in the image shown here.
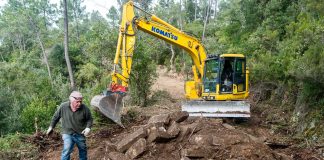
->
[182,100,250,118]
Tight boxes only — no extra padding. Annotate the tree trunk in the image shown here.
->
[179,0,186,73]
[72,1,80,41]
[43,7,47,29]
[194,0,198,21]
[17,34,25,54]
[117,0,123,13]
[11,41,15,54]
[202,0,211,40]
[0,52,4,62]
[36,32,53,85]
[27,14,53,85]
[170,45,175,72]
[213,0,218,19]
[179,0,183,30]
[22,36,26,52]
[16,34,24,54]
[63,0,75,90]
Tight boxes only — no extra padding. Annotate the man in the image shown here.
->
[221,60,234,92]
[46,91,93,160]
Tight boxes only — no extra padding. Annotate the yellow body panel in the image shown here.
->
[185,81,200,100]
[220,54,245,58]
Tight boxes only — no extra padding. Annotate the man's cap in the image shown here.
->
[70,91,83,99]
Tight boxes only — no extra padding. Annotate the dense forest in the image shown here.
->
[0,0,323,147]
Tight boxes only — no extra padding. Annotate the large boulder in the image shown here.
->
[169,111,189,123]
[116,127,148,152]
[125,138,147,159]
[147,114,170,125]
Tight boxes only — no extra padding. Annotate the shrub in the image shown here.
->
[20,98,57,133]
[129,41,157,107]
[0,134,38,159]
[149,90,175,105]
[122,107,140,125]
[76,63,100,87]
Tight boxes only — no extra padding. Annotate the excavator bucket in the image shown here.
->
[182,100,250,118]
[91,92,125,127]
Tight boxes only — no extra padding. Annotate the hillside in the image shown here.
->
[27,68,323,160]
[0,0,324,159]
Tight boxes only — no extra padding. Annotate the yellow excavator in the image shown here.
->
[91,1,250,126]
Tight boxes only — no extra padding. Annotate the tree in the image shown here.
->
[70,0,86,41]
[202,0,211,40]
[185,0,195,22]
[107,6,119,28]
[134,0,153,11]
[129,40,157,107]
[63,0,75,90]
[23,0,55,85]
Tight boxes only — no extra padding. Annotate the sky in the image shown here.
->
[0,0,6,7]
[0,0,118,17]
[77,0,118,16]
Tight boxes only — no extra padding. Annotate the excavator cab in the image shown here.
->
[182,54,250,118]
[203,54,248,97]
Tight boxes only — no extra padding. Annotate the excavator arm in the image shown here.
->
[111,1,206,99]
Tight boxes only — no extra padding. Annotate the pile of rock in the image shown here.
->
[107,111,196,159]
[106,111,284,160]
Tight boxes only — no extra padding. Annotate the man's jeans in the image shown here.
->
[61,133,87,160]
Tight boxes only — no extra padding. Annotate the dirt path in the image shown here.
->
[129,67,185,117]
[152,67,185,100]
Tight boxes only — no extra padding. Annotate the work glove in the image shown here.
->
[46,126,53,135]
[81,128,91,136]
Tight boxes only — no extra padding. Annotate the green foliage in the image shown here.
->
[149,90,175,105]
[0,60,60,135]
[135,0,153,10]
[213,0,324,140]
[174,56,182,73]
[106,6,119,27]
[0,134,34,152]
[0,134,38,159]
[20,98,57,133]
[129,41,157,107]
[185,0,195,22]
[80,16,118,67]
[150,42,172,65]
[91,109,116,126]
[0,134,21,152]
[48,44,66,75]
[0,92,22,135]
[184,21,204,38]
[76,63,100,87]
[122,107,140,125]
[300,82,324,107]
[0,0,323,142]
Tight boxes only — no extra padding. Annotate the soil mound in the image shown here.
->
[100,111,285,160]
